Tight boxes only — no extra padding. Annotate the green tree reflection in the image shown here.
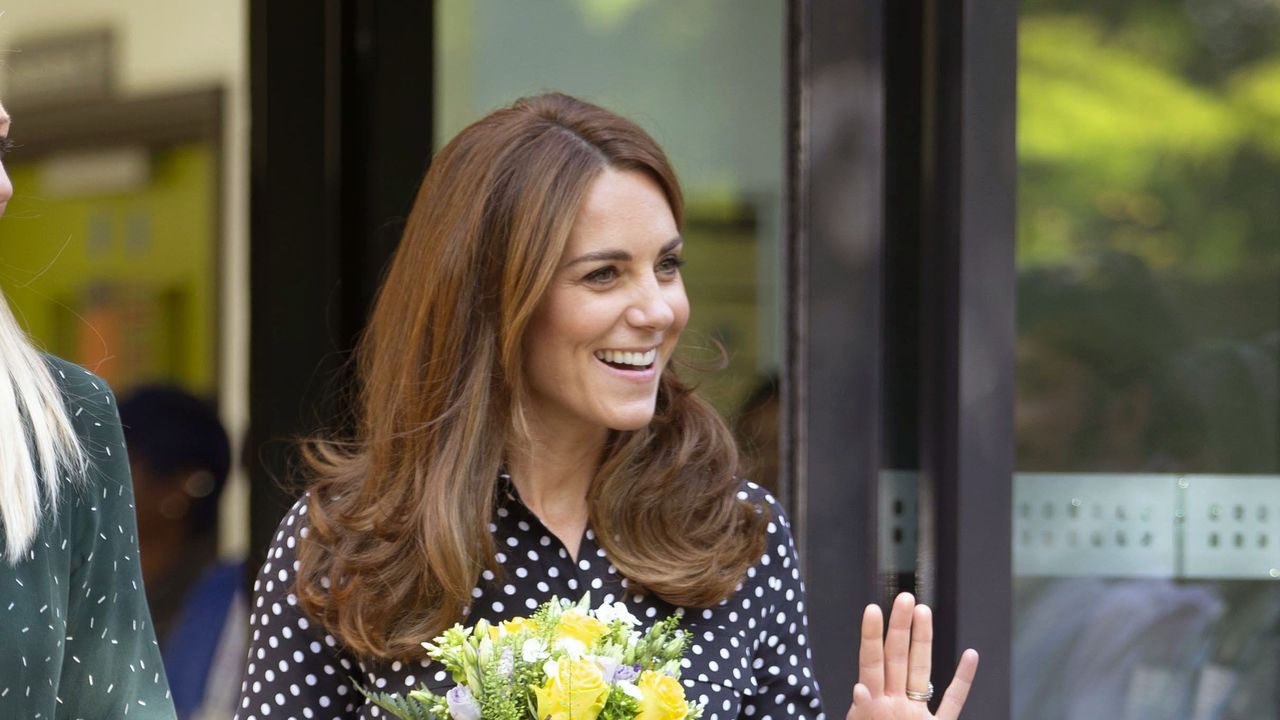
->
[1019,5,1280,280]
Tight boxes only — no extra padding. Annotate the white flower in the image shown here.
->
[594,601,640,627]
[554,636,587,658]
[522,638,549,663]
[477,635,494,664]
[445,685,482,720]
[618,680,643,701]
[591,654,620,682]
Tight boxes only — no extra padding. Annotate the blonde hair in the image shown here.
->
[0,293,86,563]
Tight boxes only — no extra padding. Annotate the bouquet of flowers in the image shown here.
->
[361,595,704,720]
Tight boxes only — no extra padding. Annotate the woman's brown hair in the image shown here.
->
[296,92,768,660]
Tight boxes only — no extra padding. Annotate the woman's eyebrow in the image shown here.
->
[566,248,630,266]
[563,236,683,268]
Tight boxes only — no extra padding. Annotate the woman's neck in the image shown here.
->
[505,413,607,560]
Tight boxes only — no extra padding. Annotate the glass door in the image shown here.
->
[1014,2,1280,718]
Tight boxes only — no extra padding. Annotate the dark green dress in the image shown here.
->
[0,356,176,719]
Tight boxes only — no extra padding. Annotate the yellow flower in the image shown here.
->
[502,616,539,635]
[554,610,608,650]
[635,671,689,720]
[488,615,539,640]
[533,658,610,720]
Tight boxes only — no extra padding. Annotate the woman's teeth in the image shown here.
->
[594,349,657,367]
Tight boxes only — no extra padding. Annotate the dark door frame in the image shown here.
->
[917,1,1016,716]
[787,0,886,709]
[247,0,434,578]
[791,0,1016,716]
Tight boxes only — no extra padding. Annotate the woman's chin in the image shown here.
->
[603,406,657,432]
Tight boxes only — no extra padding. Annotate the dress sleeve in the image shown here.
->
[740,485,826,720]
[58,367,177,719]
[235,496,362,720]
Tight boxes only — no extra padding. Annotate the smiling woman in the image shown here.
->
[524,169,688,438]
[234,93,976,720]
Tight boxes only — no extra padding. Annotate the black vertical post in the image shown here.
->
[248,0,434,578]
[248,0,343,582]
[340,2,437,330]
[792,0,886,711]
[881,0,927,607]
[919,0,1017,717]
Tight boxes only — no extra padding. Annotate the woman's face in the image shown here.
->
[0,103,12,218]
[523,168,689,437]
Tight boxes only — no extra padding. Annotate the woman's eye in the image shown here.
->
[584,266,618,284]
[657,255,686,275]
[0,137,16,158]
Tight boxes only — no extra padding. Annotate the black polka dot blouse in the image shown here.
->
[235,477,825,720]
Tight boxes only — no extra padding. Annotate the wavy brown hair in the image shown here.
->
[295,93,768,660]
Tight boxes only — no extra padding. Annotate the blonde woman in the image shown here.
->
[0,102,176,718]
[236,94,977,720]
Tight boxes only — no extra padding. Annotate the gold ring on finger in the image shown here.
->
[905,681,933,702]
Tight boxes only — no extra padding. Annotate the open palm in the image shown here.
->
[846,593,979,720]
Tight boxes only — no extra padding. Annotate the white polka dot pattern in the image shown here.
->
[235,477,825,719]
[0,357,177,718]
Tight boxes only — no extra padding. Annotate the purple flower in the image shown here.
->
[611,664,640,683]
[446,684,482,720]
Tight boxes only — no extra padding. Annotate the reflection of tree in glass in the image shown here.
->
[1014,6,1280,720]
[1018,2,1280,475]
[1016,253,1203,472]
[1019,252,1279,474]
[1018,3,1280,279]
[1167,333,1279,474]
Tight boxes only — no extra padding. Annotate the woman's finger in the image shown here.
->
[857,604,885,696]
[935,649,980,720]
[883,592,915,695]
[852,683,873,704]
[846,683,873,720]
[906,603,933,696]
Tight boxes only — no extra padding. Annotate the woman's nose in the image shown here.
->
[624,279,676,330]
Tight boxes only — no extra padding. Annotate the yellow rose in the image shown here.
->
[486,616,539,641]
[635,670,690,720]
[533,658,610,720]
[502,616,539,635]
[554,610,608,649]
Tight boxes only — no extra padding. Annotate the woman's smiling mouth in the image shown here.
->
[593,348,657,371]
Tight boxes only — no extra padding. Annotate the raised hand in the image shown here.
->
[846,593,979,720]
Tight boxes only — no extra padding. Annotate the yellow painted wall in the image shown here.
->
[0,143,217,395]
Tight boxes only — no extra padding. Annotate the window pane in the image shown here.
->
[1015,3,1280,718]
